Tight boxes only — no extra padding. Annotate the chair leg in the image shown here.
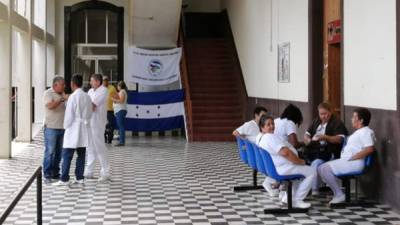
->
[233,169,264,192]
[330,177,377,208]
[264,181,308,214]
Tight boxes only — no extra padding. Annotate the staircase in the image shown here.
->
[183,12,246,141]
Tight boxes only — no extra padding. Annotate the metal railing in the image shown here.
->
[0,166,42,225]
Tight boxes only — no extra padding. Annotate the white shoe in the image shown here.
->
[52,180,69,187]
[263,179,279,197]
[98,176,110,183]
[311,190,319,196]
[293,200,311,209]
[329,194,346,205]
[72,179,85,185]
[280,191,287,204]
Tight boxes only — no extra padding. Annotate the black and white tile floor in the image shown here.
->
[0,133,400,225]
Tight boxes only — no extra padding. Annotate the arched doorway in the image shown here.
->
[64,0,124,91]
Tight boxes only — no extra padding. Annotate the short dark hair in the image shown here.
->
[91,74,103,85]
[280,104,303,126]
[71,74,83,88]
[253,106,268,118]
[354,107,371,126]
[258,115,274,132]
[117,81,127,90]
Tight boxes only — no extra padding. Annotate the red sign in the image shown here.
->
[328,20,341,44]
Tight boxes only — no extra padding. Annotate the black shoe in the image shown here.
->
[114,143,125,147]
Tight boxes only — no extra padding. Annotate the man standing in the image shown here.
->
[85,74,111,182]
[43,76,67,184]
[54,74,93,186]
[103,76,117,143]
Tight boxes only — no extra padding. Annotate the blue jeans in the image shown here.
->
[43,128,64,179]
[61,148,86,182]
[311,158,325,191]
[115,110,127,144]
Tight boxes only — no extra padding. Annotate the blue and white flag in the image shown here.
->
[125,90,185,132]
[127,47,182,86]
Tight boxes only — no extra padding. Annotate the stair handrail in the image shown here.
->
[178,26,193,141]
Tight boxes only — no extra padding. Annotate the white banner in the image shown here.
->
[127,47,182,85]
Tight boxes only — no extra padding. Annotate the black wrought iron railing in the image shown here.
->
[0,166,42,225]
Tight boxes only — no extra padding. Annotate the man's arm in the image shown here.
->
[350,146,374,161]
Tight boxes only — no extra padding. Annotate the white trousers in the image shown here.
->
[280,165,316,201]
[85,126,110,178]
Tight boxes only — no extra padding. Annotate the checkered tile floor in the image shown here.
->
[1,132,400,225]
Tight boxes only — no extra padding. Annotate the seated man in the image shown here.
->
[318,107,375,204]
[232,106,267,143]
[303,102,348,195]
[256,115,316,209]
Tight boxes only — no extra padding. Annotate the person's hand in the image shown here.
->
[312,134,324,141]
[92,103,97,112]
[299,159,306,165]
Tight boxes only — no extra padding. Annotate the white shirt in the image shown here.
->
[341,126,375,160]
[274,118,297,142]
[256,133,298,174]
[235,120,259,143]
[63,88,93,149]
[88,85,108,128]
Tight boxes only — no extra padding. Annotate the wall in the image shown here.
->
[343,0,400,212]
[221,0,309,102]
[343,0,396,110]
[183,0,221,13]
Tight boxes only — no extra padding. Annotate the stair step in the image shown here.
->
[192,113,242,120]
[192,134,235,142]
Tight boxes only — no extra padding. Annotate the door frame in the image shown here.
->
[64,0,124,92]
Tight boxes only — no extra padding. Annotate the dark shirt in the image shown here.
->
[305,115,348,161]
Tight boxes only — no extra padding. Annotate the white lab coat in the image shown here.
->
[86,85,110,178]
[63,88,93,149]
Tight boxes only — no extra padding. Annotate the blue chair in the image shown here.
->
[233,138,264,192]
[258,145,309,213]
[235,136,248,164]
[331,153,376,208]
[251,142,267,174]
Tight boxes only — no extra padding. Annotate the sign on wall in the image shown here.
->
[127,47,182,86]
[278,42,290,83]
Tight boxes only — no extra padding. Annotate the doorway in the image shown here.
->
[65,1,124,92]
[323,0,342,118]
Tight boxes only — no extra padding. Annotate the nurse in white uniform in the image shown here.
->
[318,107,375,204]
[85,74,111,182]
[232,106,267,143]
[256,115,316,209]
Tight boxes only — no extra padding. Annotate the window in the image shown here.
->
[33,0,45,29]
[13,0,28,18]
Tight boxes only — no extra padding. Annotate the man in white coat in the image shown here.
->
[54,74,93,186]
[85,74,111,182]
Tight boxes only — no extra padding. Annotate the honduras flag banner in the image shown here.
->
[125,90,185,132]
[127,47,182,86]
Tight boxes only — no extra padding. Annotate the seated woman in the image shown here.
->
[304,102,348,195]
[256,115,316,209]
[232,106,267,143]
[318,107,375,205]
[274,104,304,148]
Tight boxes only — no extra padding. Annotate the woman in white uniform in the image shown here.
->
[318,107,375,204]
[274,104,304,148]
[232,106,267,143]
[256,115,316,209]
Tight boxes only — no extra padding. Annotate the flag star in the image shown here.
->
[146,110,150,114]
[136,106,139,109]
[158,114,160,117]
[157,105,161,109]
[136,114,139,117]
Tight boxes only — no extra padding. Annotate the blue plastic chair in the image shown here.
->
[251,142,266,175]
[332,153,375,207]
[233,138,264,192]
[235,136,248,164]
[257,145,308,213]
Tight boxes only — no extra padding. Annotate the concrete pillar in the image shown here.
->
[33,40,46,124]
[15,30,32,142]
[0,20,12,158]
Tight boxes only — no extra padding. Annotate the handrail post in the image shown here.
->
[37,170,42,225]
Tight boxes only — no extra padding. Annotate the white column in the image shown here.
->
[15,30,32,142]
[0,10,12,158]
[33,40,46,124]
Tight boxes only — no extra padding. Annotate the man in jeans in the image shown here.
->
[53,74,93,186]
[43,76,68,184]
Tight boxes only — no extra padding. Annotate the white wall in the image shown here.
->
[222,0,309,102]
[183,0,221,13]
[343,0,397,110]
